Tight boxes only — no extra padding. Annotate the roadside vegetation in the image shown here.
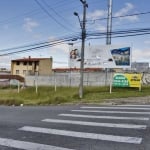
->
[0,85,150,106]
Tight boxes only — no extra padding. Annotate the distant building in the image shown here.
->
[131,62,149,72]
[11,56,53,77]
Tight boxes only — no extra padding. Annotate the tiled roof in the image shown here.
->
[11,58,48,62]
[0,75,24,82]
[52,68,102,72]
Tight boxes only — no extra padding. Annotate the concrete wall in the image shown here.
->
[25,72,115,87]
[25,72,150,87]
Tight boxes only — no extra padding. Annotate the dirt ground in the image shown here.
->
[102,96,150,105]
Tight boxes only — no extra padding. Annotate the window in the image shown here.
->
[23,62,27,65]
[23,70,26,75]
[16,70,19,74]
[29,61,32,66]
[16,62,20,65]
[35,61,39,65]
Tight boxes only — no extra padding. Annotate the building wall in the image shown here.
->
[39,58,53,76]
[11,62,33,77]
[11,57,53,77]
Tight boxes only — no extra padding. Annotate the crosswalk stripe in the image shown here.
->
[116,105,150,107]
[81,106,150,110]
[72,109,150,115]
[42,118,146,129]
[19,126,142,144]
[59,113,149,121]
[0,137,74,150]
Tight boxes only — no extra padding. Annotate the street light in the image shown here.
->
[74,0,88,99]
[74,12,82,29]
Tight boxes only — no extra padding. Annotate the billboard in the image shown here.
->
[112,73,142,88]
[69,45,131,68]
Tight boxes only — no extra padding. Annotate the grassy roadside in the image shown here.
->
[0,85,150,105]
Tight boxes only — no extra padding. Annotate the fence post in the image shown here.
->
[18,81,20,93]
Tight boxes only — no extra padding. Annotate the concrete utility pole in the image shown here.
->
[74,0,88,98]
[105,0,113,85]
[106,0,113,45]
[68,43,73,87]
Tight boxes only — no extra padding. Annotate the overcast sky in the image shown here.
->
[0,0,150,68]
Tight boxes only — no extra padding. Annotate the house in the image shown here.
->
[11,56,53,77]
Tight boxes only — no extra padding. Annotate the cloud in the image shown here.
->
[94,24,107,32]
[23,18,39,32]
[0,56,11,68]
[48,36,58,42]
[86,10,107,32]
[114,3,139,22]
[114,3,134,17]
[144,40,150,44]
[87,10,107,20]
[53,43,69,53]
[132,48,150,62]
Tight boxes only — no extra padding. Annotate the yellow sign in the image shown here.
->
[113,73,142,88]
[125,73,142,88]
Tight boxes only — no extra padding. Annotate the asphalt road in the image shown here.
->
[0,104,150,150]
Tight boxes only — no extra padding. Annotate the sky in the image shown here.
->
[0,0,150,69]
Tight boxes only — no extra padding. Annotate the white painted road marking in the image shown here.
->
[117,105,150,107]
[72,109,150,115]
[81,106,150,110]
[0,137,74,150]
[19,126,142,144]
[42,118,146,129]
[59,113,149,121]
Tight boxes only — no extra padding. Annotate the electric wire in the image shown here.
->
[1,27,150,56]
[42,0,75,30]
[86,11,150,22]
[34,0,73,31]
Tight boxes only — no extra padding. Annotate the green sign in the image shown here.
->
[110,73,142,93]
[112,74,129,87]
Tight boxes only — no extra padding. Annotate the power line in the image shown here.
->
[42,0,75,30]
[87,11,150,22]
[86,27,150,40]
[0,40,68,56]
[0,32,80,52]
[34,0,72,31]
[0,33,81,56]
[1,27,150,56]
[87,32,150,41]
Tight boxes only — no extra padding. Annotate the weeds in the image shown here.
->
[0,85,149,105]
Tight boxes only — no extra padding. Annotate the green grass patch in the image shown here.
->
[0,85,149,105]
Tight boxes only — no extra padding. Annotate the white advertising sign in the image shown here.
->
[69,45,131,68]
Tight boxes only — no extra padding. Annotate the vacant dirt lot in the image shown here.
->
[103,96,150,105]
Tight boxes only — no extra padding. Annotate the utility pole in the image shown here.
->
[106,0,113,45]
[74,0,88,98]
[105,0,113,85]
[68,43,73,87]
[79,0,88,99]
